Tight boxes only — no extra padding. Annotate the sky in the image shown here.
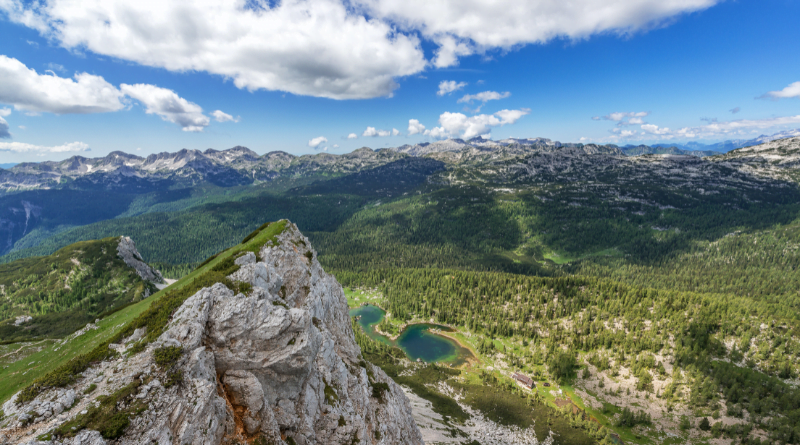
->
[0,0,799,163]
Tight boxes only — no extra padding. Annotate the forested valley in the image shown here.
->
[2,138,800,443]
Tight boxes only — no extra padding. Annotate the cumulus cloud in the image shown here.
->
[308,136,328,148]
[760,82,800,100]
[457,91,510,104]
[407,119,426,135]
[0,55,124,114]
[0,117,9,139]
[212,110,240,123]
[120,84,210,132]
[0,141,89,153]
[425,108,529,139]
[0,108,11,138]
[437,80,467,96]
[347,133,358,139]
[0,56,212,131]
[362,126,393,137]
[595,111,649,126]
[356,0,719,67]
[432,36,473,68]
[1,0,426,100]
[2,0,719,95]
[606,115,800,142]
[640,124,671,135]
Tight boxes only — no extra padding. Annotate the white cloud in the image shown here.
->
[407,119,426,135]
[606,115,800,142]
[457,91,510,104]
[362,126,393,137]
[761,81,800,100]
[596,111,649,127]
[1,0,426,100]
[2,0,719,95]
[211,110,240,123]
[308,136,328,148]
[120,84,210,132]
[0,108,11,117]
[425,108,529,139]
[392,128,400,136]
[18,125,25,130]
[0,116,9,138]
[640,124,671,135]
[356,0,719,67]
[0,56,209,132]
[432,35,473,68]
[46,62,66,73]
[601,111,648,122]
[437,80,467,96]
[424,126,450,139]
[333,144,339,148]
[0,141,89,153]
[0,55,124,114]
[347,133,358,139]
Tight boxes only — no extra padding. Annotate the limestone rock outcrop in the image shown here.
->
[116,236,164,284]
[1,221,422,445]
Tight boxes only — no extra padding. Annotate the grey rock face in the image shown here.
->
[116,236,164,284]
[3,221,422,445]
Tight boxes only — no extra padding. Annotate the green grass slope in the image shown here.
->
[3,220,288,406]
[0,237,157,342]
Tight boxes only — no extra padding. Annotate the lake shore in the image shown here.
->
[430,330,480,368]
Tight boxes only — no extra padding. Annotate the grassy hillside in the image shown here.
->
[0,237,156,342]
[7,220,288,406]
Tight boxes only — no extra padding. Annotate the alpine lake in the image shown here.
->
[349,304,474,366]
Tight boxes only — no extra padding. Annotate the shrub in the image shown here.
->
[153,346,183,369]
[54,381,145,440]
[324,380,339,406]
[164,370,183,388]
[371,382,390,403]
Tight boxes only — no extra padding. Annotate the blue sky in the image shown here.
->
[1,0,799,162]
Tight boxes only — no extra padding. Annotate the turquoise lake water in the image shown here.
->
[349,304,473,366]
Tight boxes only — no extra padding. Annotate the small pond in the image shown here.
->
[349,304,474,366]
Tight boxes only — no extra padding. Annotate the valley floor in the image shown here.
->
[347,286,750,445]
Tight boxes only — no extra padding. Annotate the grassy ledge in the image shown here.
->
[12,220,288,405]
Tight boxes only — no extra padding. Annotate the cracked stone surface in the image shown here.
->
[2,221,422,445]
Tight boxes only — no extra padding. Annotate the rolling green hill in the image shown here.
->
[0,237,158,342]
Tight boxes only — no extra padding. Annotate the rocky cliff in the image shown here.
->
[0,221,422,445]
[116,236,164,285]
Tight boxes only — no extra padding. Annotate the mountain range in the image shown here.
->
[4,129,798,197]
[1,134,800,443]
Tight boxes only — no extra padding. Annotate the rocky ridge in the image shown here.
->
[116,236,164,285]
[0,221,422,445]
[0,147,407,193]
